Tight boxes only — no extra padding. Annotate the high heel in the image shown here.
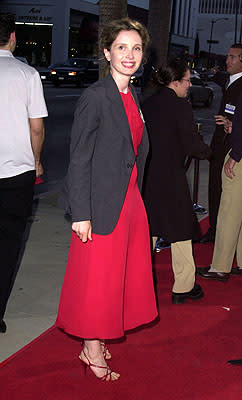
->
[79,350,120,382]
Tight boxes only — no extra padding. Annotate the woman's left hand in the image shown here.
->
[72,220,92,242]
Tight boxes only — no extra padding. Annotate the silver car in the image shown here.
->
[188,74,214,107]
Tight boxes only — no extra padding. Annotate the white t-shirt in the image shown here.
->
[0,50,48,178]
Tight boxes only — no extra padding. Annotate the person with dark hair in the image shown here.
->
[142,59,211,305]
[200,43,242,245]
[56,17,157,381]
[198,92,242,282]
[0,13,48,333]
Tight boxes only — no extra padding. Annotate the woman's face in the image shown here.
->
[176,69,192,98]
[104,30,143,81]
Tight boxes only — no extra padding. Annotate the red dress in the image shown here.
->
[56,91,157,339]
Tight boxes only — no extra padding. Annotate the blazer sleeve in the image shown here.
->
[66,88,100,222]
[230,93,242,162]
[176,99,212,160]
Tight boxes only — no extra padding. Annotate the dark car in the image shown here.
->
[188,75,214,107]
[130,65,144,87]
[50,58,99,87]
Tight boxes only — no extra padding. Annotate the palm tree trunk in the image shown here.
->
[147,0,172,68]
[98,0,127,77]
[141,0,172,101]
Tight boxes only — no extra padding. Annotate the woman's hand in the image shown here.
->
[72,220,92,242]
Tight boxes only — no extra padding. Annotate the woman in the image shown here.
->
[142,59,211,305]
[56,18,158,381]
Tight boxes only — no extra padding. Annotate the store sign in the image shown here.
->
[17,8,53,23]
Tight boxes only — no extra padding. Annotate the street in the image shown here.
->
[37,80,223,196]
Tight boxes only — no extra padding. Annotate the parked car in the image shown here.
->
[34,66,52,82]
[195,66,216,81]
[15,56,29,64]
[188,75,214,107]
[130,65,144,87]
[50,58,99,87]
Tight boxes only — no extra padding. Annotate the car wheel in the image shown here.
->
[53,81,60,87]
[205,93,213,107]
[76,81,82,87]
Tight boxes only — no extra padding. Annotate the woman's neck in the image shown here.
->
[110,71,130,93]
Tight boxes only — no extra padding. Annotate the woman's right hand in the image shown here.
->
[72,220,92,242]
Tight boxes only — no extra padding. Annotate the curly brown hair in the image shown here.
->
[99,17,150,66]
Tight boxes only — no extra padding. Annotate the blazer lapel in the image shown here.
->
[105,74,134,149]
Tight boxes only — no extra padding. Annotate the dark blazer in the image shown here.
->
[142,87,211,243]
[208,75,242,230]
[60,73,149,235]
[211,75,242,155]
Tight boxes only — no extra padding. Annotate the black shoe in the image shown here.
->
[197,266,230,282]
[227,358,242,365]
[0,319,7,333]
[199,228,215,244]
[172,284,204,304]
[155,237,170,252]
[230,267,242,276]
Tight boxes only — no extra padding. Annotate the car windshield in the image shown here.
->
[64,59,88,68]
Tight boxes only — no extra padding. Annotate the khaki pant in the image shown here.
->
[152,237,195,293]
[211,155,242,272]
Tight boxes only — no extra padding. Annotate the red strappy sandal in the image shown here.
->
[79,350,120,382]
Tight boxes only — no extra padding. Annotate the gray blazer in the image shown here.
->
[60,73,149,235]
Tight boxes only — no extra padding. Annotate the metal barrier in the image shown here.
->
[185,122,207,215]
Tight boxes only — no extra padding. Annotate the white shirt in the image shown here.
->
[228,71,242,88]
[0,50,48,178]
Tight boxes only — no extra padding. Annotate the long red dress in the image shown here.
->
[56,91,157,339]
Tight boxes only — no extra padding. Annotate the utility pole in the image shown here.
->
[235,0,239,43]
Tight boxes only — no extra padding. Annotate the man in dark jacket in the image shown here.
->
[198,92,242,282]
[200,43,242,243]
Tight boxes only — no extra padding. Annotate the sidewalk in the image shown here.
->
[0,159,210,362]
[0,191,71,362]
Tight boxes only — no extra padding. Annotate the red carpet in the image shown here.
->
[1,217,242,400]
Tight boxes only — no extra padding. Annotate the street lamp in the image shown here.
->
[207,18,228,67]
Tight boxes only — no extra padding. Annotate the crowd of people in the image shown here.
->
[0,12,241,379]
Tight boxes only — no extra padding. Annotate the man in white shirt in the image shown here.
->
[200,44,242,245]
[0,13,48,332]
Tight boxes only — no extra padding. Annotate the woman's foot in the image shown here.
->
[79,348,120,381]
[100,341,111,360]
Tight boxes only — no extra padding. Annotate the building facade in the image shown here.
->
[1,0,205,66]
[197,0,242,62]
[0,0,149,65]
[169,0,199,57]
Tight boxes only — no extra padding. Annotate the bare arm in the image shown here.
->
[29,117,45,177]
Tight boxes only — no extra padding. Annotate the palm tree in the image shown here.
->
[98,0,127,77]
[141,0,172,100]
[147,0,172,68]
